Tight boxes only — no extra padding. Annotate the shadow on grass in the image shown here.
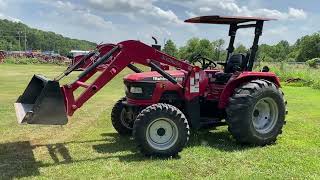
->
[0,140,99,179]
[93,130,255,159]
[93,133,136,154]
[188,130,255,152]
[0,130,253,178]
[97,131,255,153]
[93,133,183,161]
[0,141,40,179]
[0,136,142,179]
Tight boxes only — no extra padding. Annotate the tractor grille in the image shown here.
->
[124,81,156,100]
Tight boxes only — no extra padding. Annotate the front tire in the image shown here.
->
[133,103,190,157]
[226,79,286,145]
[111,97,133,135]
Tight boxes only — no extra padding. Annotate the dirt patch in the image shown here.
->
[286,78,308,83]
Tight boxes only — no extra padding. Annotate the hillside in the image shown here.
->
[0,19,96,55]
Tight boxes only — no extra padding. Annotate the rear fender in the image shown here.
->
[218,72,281,109]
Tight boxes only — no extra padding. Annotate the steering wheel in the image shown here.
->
[191,53,217,69]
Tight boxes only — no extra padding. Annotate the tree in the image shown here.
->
[0,19,96,55]
[212,39,225,61]
[295,33,320,62]
[182,38,200,61]
[178,46,187,60]
[0,39,9,50]
[178,38,215,63]
[197,39,214,59]
[257,41,291,62]
[274,40,290,61]
[235,44,247,54]
[163,39,178,57]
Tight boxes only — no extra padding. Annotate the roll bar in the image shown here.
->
[226,20,264,71]
[185,15,273,71]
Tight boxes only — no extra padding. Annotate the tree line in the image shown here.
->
[163,32,320,63]
[1,18,319,62]
[0,19,96,56]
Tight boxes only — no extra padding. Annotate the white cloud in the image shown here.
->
[199,7,212,13]
[86,0,184,26]
[76,12,114,29]
[41,0,114,30]
[0,0,21,22]
[144,6,183,25]
[56,1,75,10]
[151,25,172,37]
[265,26,289,36]
[288,7,307,20]
[171,0,307,21]
[38,0,186,34]
[252,7,307,20]
[88,0,153,12]
[0,0,313,48]
[0,13,21,22]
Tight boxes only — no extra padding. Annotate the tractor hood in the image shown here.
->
[124,70,187,82]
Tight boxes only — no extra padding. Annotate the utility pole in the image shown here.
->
[24,28,27,51]
[18,31,21,51]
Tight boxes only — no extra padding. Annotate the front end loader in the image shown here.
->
[15,75,67,125]
[14,16,287,157]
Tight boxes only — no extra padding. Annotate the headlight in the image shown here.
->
[130,87,143,94]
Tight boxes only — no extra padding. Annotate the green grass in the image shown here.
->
[256,63,320,89]
[3,57,67,66]
[0,64,320,179]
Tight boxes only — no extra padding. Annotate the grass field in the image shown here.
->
[0,64,320,179]
[257,63,320,89]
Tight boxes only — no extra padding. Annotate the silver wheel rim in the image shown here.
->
[120,109,133,130]
[146,118,178,151]
[252,97,279,134]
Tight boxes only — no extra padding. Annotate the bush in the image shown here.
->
[312,80,320,89]
[306,58,319,68]
[259,56,274,62]
[286,57,296,62]
[3,57,67,65]
[257,62,320,90]
[4,57,42,64]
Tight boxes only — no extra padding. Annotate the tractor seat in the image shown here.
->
[224,54,247,73]
[214,54,248,84]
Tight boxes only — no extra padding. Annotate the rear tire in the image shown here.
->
[133,103,190,157]
[226,79,286,145]
[111,97,133,135]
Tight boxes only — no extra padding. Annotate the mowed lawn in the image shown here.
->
[0,64,319,179]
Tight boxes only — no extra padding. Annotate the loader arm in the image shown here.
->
[63,40,198,116]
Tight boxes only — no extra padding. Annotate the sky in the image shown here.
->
[0,0,319,48]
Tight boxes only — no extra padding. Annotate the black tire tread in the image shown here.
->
[226,79,287,145]
[111,97,132,135]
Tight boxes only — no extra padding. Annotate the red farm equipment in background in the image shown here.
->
[14,16,287,157]
[0,50,6,63]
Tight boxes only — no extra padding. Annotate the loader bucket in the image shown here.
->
[14,75,68,125]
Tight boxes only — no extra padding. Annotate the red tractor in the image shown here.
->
[14,16,287,157]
